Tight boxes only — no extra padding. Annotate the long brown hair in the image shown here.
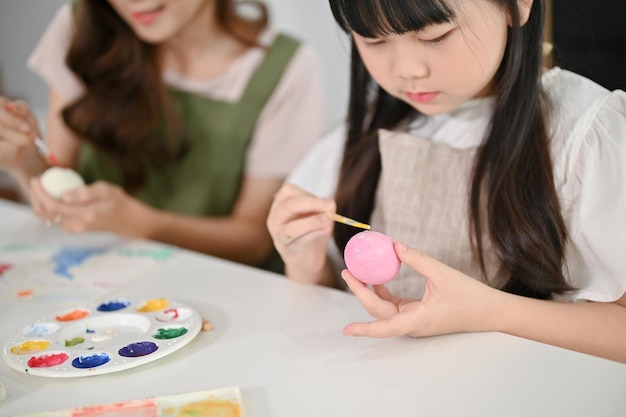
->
[329,0,573,299]
[63,0,269,192]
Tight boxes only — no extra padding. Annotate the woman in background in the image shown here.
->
[0,0,325,272]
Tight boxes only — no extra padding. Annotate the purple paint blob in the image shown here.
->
[97,299,131,312]
[119,341,158,357]
[72,352,111,368]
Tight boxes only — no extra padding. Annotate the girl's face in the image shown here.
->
[352,0,509,115]
[107,0,213,44]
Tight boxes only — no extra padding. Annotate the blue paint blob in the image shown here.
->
[97,299,131,312]
[72,352,110,369]
[119,341,158,357]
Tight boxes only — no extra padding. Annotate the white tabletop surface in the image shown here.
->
[0,199,625,417]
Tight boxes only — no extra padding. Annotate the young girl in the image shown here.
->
[266,0,626,362]
[0,0,325,272]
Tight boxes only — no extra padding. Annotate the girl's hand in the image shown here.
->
[29,178,152,238]
[266,183,337,285]
[342,242,502,338]
[0,98,43,172]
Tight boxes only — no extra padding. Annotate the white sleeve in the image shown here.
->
[285,123,346,198]
[244,42,327,179]
[563,90,626,302]
[26,3,84,102]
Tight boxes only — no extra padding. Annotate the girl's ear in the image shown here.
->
[507,0,534,26]
[518,0,534,25]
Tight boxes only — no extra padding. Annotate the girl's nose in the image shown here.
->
[392,44,429,80]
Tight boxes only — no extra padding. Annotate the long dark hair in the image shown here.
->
[329,0,573,299]
[63,0,269,192]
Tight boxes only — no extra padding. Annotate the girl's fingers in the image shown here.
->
[394,242,448,280]
[267,184,336,247]
[343,311,416,338]
[341,269,400,319]
[282,195,336,221]
[372,284,402,304]
[273,183,336,218]
[282,212,333,245]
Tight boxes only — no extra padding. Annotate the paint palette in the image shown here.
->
[3,297,202,377]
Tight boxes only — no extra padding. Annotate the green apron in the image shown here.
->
[78,34,300,273]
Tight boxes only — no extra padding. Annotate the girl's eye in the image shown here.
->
[422,29,455,45]
[362,38,386,47]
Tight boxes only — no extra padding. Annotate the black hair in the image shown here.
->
[329,0,573,299]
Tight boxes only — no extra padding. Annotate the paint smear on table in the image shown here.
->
[0,262,13,275]
[18,386,244,417]
[0,241,177,302]
[53,247,107,279]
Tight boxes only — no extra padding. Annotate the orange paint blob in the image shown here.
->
[137,298,169,312]
[10,340,51,355]
[16,289,34,298]
[56,309,89,321]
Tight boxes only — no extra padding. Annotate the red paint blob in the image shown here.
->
[27,352,69,368]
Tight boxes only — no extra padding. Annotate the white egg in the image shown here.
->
[40,167,85,199]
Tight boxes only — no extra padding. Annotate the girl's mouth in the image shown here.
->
[406,92,439,103]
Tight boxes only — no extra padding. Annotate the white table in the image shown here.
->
[1,199,625,417]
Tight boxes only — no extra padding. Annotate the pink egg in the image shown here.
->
[344,231,400,285]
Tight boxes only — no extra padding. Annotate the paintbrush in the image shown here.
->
[326,212,371,230]
[34,137,59,166]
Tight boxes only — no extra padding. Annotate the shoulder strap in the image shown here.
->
[239,33,301,105]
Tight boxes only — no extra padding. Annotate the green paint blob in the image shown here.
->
[65,337,85,347]
[153,327,188,339]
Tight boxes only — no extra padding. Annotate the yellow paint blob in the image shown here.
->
[11,340,51,355]
[137,298,169,312]
[163,399,242,417]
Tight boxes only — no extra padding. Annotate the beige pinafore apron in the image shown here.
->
[370,129,509,299]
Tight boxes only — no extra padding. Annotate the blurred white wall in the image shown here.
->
[0,0,65,119]
[264,0,350,129]
[0,0,350,130]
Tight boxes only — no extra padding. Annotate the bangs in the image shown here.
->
[330,0,456,38]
